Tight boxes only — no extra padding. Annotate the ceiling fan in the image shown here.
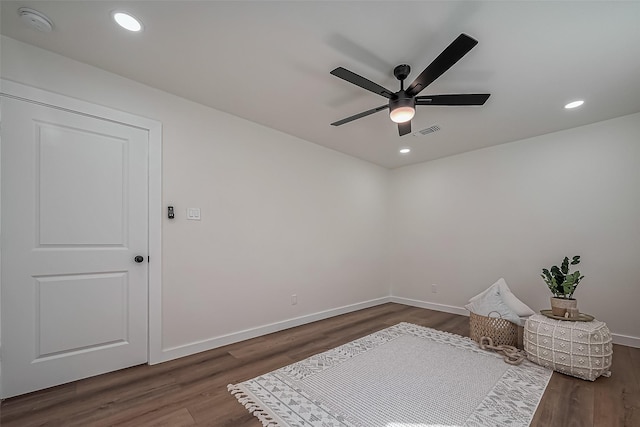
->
[330,33,490,136]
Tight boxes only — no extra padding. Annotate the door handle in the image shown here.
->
[134,256,144,263]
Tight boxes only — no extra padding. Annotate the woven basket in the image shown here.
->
[469,311,524,349]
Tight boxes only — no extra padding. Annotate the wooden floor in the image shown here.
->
[1,303,639,426]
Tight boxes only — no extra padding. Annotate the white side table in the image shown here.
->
[524,314,612,381]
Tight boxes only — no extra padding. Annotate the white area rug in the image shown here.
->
[228,322,552,427]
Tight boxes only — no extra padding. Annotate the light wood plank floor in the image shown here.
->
[1,303,639,426]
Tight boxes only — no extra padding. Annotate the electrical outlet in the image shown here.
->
[431,284,438,293]
[291,294,297,305]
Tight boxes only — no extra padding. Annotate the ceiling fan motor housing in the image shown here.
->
[389,91,415,111]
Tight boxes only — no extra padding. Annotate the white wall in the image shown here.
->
[0,36,391,358]
[390,113,640,341]
[2,34,638,363]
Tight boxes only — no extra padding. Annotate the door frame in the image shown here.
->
[0,79,164,369]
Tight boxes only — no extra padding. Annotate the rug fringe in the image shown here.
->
[228,384,280,427]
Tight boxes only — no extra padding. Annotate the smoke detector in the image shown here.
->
[18,8,53,33]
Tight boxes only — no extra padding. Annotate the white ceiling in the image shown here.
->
[2,1,640,169]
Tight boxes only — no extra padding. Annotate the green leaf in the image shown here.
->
[543,256,585,297]
[551,277,563,296]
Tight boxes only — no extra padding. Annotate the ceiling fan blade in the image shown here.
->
[331,67,395,99]
[331,105,389,126]
[398,121,411,136]
[415,94,490,106]
[406,34,478,97]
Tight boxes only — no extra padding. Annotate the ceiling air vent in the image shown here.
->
[414,124,441,137]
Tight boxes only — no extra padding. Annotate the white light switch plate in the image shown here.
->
[186,208,201,220]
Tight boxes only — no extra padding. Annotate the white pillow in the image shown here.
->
[465,278,530,325]
[468,278,501,303]
[468,278,534,317]
[497,278,535,317]
[465,278,535,325]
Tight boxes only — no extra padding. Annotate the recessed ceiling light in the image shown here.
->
[399,148,411,154]
[564,100,584,109]
[112,11,143,32]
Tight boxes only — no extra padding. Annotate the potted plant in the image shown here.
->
[541,255,584,316]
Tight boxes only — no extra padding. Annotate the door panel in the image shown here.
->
[1,96,149,398]
[36,272,128,357]
[37,122,128,246]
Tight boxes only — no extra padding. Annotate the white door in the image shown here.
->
[1,95,149,398]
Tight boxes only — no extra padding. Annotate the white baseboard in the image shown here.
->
[611,333,640,348]
[154,296,392,364]
[389,296,469,316]
[152,295,639,364]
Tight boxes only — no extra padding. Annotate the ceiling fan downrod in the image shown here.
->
[389,64,415,123]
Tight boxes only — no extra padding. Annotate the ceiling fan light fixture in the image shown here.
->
[389,106,415,123]
[389,95,416,123]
